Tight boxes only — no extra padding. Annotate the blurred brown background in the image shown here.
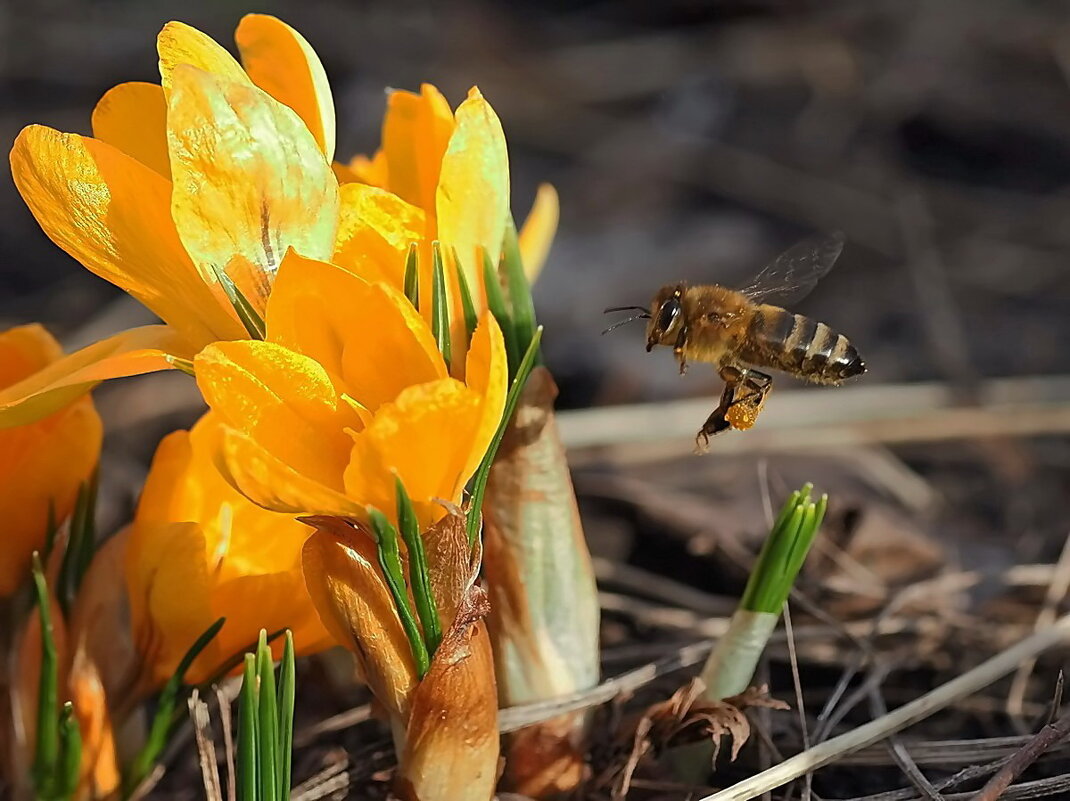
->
[3,0,1070,545]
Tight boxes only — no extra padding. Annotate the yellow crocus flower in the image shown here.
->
[0,324,101,596]
[1,15,338,425]
[337,84,560,288]
[194,251,507,530]
[126,413,335,687]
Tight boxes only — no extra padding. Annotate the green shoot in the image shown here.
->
[675,485,828,778]
[465,327,544,546]
[211,264,266,340]
[482,249,519,376]
[277,632,296,798]
[403,243,420,309]
[30,553,60,796]
[255,631,279,801]
[430,242,452,371]
[238,654,259,801]
[368,508,431,677]
[739,484,827,614]
[58,473,98,616]
[396,478,441,653]
[452,246,479,344]
[501,220,538,361]
[237,631,297,801]
[56,702,82,801]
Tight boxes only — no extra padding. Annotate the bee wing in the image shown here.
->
[737,231,846,305]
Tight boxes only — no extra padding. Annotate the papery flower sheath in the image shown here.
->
[2,15,338,425]
[0,324,102,596]
[302,511,499,801]
[126,413,334,687]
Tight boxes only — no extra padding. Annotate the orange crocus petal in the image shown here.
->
[436,87,510,305]
[0,322,61,387]
[157,20,248,91]
[91,82,171,179]
[267,252,445,412]
[195,340,355,495]
[133,417,334,678]
[302,521,418,721]
[518,183,559,283]
[345,379,483,528]
[344,149,389,187]
[0,325,184,428]
[167,66,340,314]
[235,14,336,160]
[333,183,426,292]
[10,126,243,348]
[460,313,508,482]
[383,84,454,215]
[0,326,101,596]
[125,521,214,685]
[210,422,363,517]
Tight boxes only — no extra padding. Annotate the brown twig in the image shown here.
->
[969,707,1070,801]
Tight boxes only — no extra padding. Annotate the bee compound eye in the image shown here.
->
[657,298,681,333]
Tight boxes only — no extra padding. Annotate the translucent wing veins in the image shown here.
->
[738,231,846,305]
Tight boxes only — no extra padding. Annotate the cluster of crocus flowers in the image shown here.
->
[2,10,592,801]
[0,14,555,429]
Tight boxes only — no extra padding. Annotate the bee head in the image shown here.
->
[646,285,685,352]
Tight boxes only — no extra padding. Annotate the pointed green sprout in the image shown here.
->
[238,653,259,801]
[502,220,539,362]
[396,478,441,653]
[277,632,296,799]
[58,472,98,616]
[674,485,828,778]
[368,508,431,677]
[740,483,827,614]
[56,702,82,801]
[466,327,544,546]
[256,631,280,801]
[430,241,452,371]
[403,242,420,309]
[126,617,226,793]
[30,553,60,796]
[211,263,266,340]
[237,630,297,801]
[451,246,479,343]
[482,248,519,376]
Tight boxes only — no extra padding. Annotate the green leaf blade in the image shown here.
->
[430,242,452,371]
[466,326,543,546]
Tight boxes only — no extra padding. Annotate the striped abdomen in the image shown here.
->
[738,305,865,384]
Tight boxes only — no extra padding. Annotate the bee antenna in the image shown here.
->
[603,305,650,314]
[601,313,650,335]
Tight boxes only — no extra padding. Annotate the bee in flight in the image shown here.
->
[604,231,865,449]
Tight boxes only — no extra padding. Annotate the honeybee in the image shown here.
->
[604,232,865,449]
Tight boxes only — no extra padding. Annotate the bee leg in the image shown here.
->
[673,325,689,375]
[695,380,737,451]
